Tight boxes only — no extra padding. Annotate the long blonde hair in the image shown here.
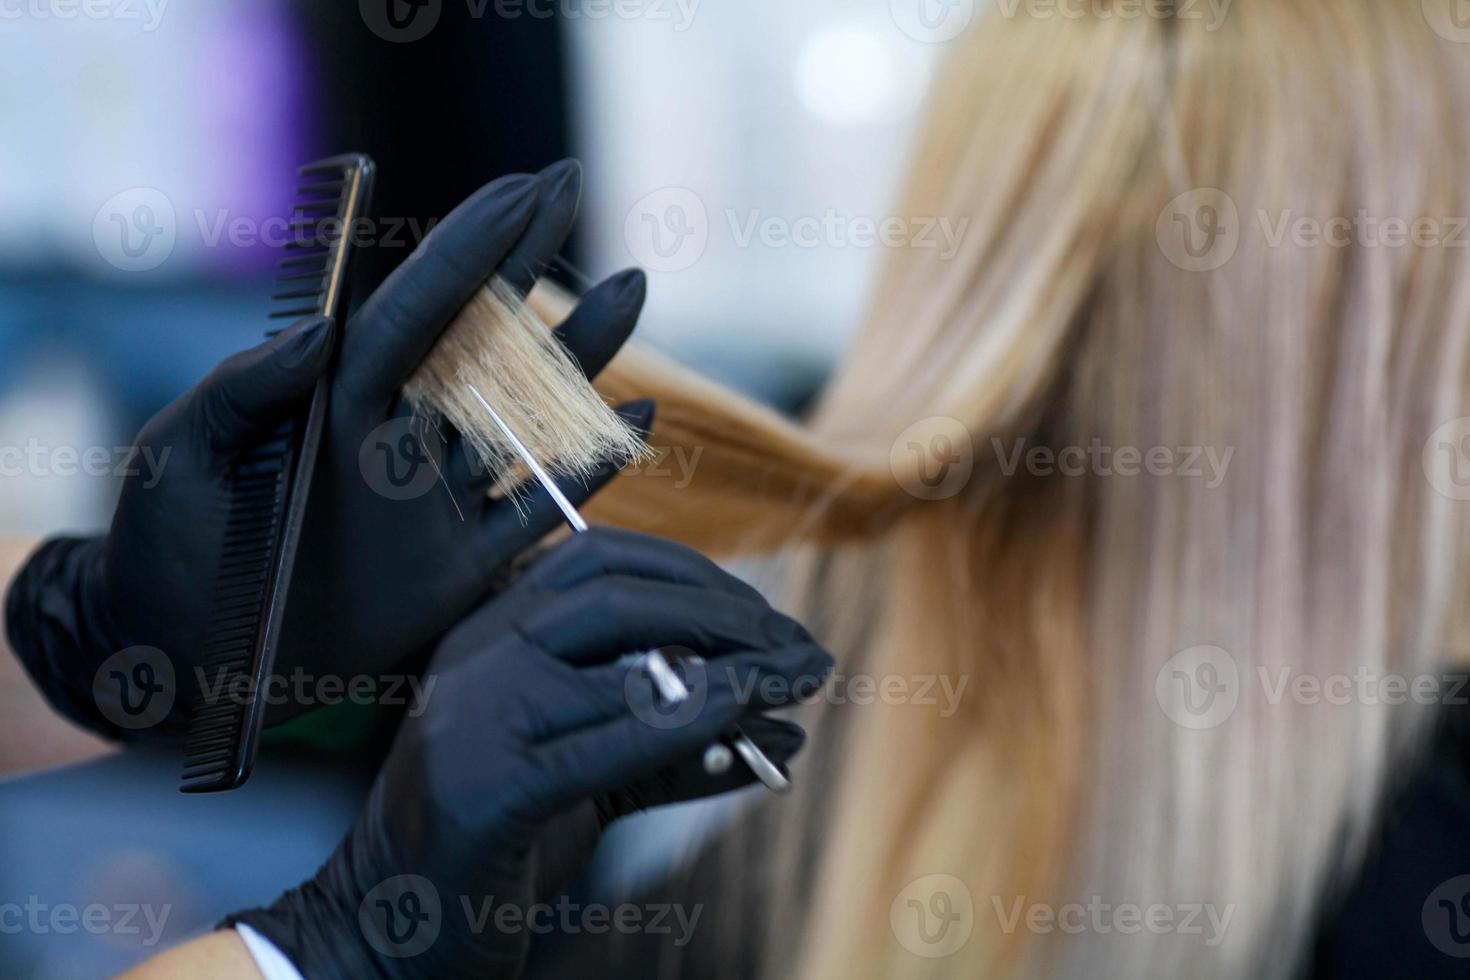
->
[507,2,1470,975]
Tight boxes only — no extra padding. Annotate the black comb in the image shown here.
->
[181,154,376,793]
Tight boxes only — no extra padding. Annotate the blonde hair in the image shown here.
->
[420,2,1470,975]
[404,276,649,499]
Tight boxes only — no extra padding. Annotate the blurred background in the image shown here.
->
[0,7,952,971]
[0,0,945,538]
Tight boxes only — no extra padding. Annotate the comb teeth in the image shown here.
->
[266,158,371,325]
[180,436,291,793]
[181,154,376,793]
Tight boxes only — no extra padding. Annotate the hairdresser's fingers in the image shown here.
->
[443,429,494,499]
[524,664,822,810]
[512,645,825,744]
[440,382,641,502]
[566,646,831,723]
[337,173,539,402]
[521,526,764,605]
[477,399,656,544]
[499,159,582,297]
[363,398,467,516]
[527,710,740,813]
[400,395,494,504]
[554,268,647,381]
[183,316,335,455]
[476,461,617,551]
[444,415,661,658]
[518,577,813,665]
[606,715,806,814]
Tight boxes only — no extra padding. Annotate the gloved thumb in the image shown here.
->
[190,316,335,454]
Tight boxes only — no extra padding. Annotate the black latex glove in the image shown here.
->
[226,528,832,980]
[4,160,652,735]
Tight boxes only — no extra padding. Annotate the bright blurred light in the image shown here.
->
[566,3,942,400]
[0,0,307,279]
[793,26,923,127]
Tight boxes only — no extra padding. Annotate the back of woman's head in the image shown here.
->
[564,2,1470,975]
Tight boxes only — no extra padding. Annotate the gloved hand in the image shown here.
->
[225,528,832,980]
[4,160,651,735]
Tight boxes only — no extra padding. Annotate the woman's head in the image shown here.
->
[786,2,1470,975]
[521,2,1470,975]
